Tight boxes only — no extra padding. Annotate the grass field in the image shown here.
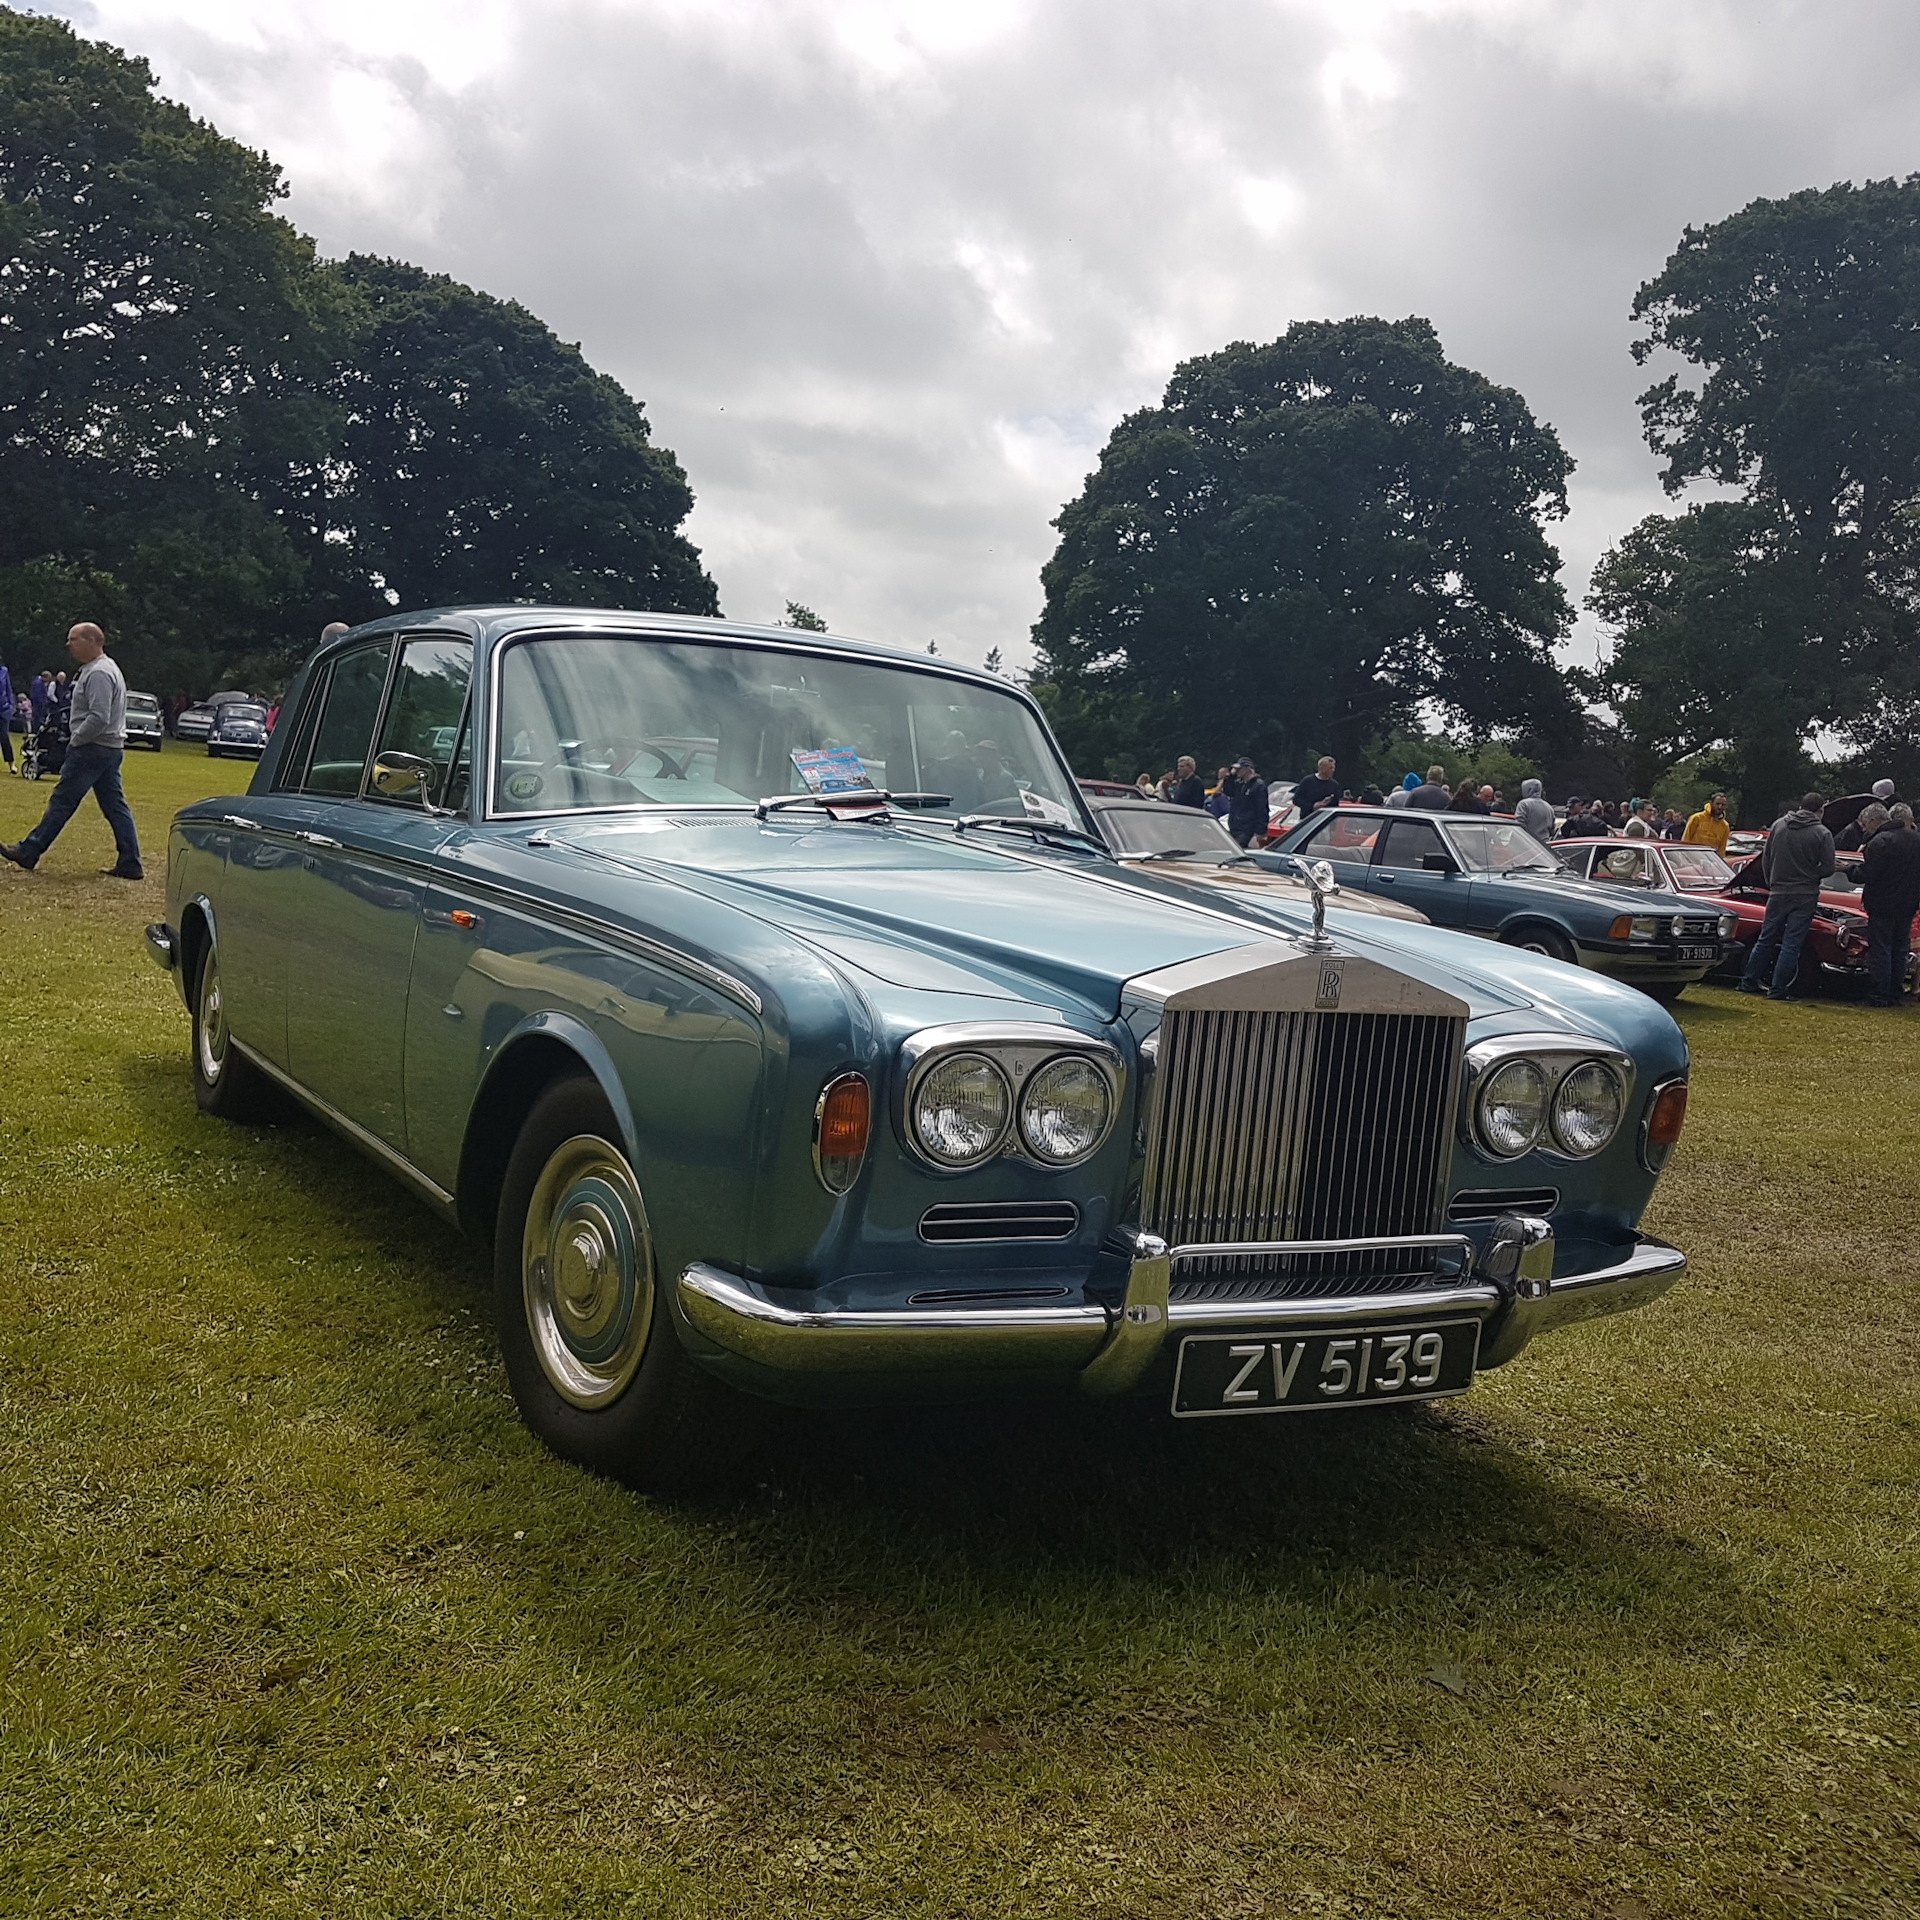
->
[1,742,1916,1919]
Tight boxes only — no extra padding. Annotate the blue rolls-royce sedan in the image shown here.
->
[1269,806,1738,1001]
[149,608,1691,1488]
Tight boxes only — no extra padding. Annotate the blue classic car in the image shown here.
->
[148,609,1691,1487]
[1269,806,1739,1001]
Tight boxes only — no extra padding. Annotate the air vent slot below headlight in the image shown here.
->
[918,1201,1081,1243]
[1447,1186,1560,1222]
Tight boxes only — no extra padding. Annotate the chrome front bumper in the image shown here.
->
[677,1220,1686,1399]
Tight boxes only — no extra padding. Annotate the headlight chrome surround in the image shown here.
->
[1463,1033,1637,1163]
[900,1023,1124,1172]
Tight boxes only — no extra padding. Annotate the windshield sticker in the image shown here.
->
[1020,788,1072,826]
[790,747,878,798]
[507,772,544,801]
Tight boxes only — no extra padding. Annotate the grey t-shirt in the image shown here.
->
[69,653,127,749]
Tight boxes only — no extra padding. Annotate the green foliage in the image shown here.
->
[1031,317,1581,779]
[0,7,713,696]
[1362,728,1541,800]
[782,601,829,631]
[1601,179,1920,818]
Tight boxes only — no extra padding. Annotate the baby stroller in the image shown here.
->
[21,709,67,781]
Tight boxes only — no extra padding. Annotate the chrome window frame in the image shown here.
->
[1459,1032,1637,1164]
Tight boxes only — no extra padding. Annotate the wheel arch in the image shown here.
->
[455,1013,641,1244]
[177,893,218,1005]
[1497,911,1581,947]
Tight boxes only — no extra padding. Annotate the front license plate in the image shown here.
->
[1677,944,1719,963]
[1171,1320,1480,1418]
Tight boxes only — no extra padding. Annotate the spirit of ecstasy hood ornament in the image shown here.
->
[1291,855,1341,950]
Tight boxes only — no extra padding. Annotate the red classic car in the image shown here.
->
[1551,836,1918,996]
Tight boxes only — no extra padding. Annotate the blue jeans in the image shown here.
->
[1866,912,1913,1004]
[18,743,142,871]
[1740,892,1818,996]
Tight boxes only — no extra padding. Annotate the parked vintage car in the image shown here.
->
[124,690,165,751]
[148,609,1691,1486]
[1272,806,1738,1001]
[1085,794,1428,925]
[173,701,215,741]
[207,700,271,760]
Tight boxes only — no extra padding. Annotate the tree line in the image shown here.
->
[8,8,1919,821]
[0,7,714,699]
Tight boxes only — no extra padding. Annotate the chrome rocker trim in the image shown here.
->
[676,1221,1687,1395]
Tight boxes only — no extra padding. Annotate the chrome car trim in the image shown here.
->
[1479,1233,1687,1367]
[1169,1280,1505,1329]
[1166,1232,1475,1263]
[1126,942,1469,1017]
[230,1040,459,1221]
[677,1263,1110,1373]
[144,922,175,972]
[1638,1072,1690,1173]
[898,1022,1124,1172]
[1079,1231,1171,1396]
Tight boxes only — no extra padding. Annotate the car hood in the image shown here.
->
[1123,857,1428,923]
[528,815,1557,1022]
[1479,867,1711,917]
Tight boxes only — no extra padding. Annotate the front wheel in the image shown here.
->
[494,1075,755,1491]
[1500,924,1578,966]
[191,943,275,1119]
[1643,982,1687,1005]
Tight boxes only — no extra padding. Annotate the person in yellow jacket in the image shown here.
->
[1682,792,1732,854]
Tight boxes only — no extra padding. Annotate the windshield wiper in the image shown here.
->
[951,814,1111,855]
[1137,848,1199,862]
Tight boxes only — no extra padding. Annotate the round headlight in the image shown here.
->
[1551,1059,1625,1157]
[911,1052,1011,1165]
[1477,1057,1548,1158]
[1018,1055,1113,1164]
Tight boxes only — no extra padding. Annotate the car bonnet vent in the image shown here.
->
[1447,1186,1560,1222]
[918,1201,1081,1243]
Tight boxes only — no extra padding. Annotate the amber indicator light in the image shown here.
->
[1646,1081,1688,1146]
[450,909,478,930]
[818,1075,871,1158]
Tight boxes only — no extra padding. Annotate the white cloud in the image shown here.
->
[42,0,1920,694]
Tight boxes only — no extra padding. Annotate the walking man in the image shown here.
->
[1514,778,1554,843]
[1738,793,1835,1000]
[1,623,143,878]
[1859,802,1920,1007]
[1292,755,1341,818]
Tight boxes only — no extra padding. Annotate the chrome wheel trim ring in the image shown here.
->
[196,954,229,1085]
[522,1134,654,1410]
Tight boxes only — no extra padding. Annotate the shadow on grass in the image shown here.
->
[117,1048,1733,1650]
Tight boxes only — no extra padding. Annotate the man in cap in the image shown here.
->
[1223,756,1269,848]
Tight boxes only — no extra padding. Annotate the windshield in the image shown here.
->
[1662,846,1734,890]
[491,634,1088,828]
[127,694,158,713]
[1099,805,1240,858]
[1445,820,1559,873]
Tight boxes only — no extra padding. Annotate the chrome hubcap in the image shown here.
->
[523,1135,652,1408]
[197,957,228,1084]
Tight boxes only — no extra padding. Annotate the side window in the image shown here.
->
[367,636,473,810]
[1299,812,1379,858]
[300,643,393,796]
[273,672,329,793]
[1596,846,1652,886]
[1377,819,1443,870]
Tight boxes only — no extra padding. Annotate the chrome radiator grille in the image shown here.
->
[1140,1009,1464,1301]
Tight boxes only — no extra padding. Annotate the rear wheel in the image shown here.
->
[190,942,275,1119]
[493,1075,755,1491]
[1500,924,1577,966]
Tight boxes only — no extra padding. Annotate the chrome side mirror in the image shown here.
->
[371,751,435,800]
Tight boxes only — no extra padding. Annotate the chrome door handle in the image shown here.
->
[220,814,260,830]
[1376,873,1396,884]
[293,831,341,849]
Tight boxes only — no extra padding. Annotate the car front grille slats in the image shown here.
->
[1141,1008,1464,1301]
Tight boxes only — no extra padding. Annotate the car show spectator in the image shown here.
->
[28,671,50,728]
[1292,756,1342,818]
[1169,756,1207,808]
[1450,782,1489,815]
[1622,800,1657,838]
[1659,808,1685,839]
[1223,757,1269,847]
[1859,801,1920,1007]
[1385,772,1420,809]
[1683,793,1733,854]
[1739,793,1837,1000]
[1514,778,1555,843]
[1559,797,1610,837]
[1406,765,1452,811]
[0,622,143,880]
[0,653,13,772]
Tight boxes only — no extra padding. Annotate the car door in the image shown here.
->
[283,634,474,1154]
[1367,817,1464,925]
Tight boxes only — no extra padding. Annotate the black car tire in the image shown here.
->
[1643,982,1687,1004]
[1500,923,1578,966]
[190,942,275,1120]
[494,1074,759,1493]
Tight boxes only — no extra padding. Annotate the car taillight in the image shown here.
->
[813,1073,871,1194]
[1642,1079,1688,1171]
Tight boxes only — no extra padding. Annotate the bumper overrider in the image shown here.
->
[676,1218,1687,1400]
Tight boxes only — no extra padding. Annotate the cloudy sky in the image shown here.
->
[45,0,1920,675]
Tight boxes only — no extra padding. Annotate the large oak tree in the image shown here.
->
[1030,316,1580,780]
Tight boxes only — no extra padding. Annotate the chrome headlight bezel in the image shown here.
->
[900,1024,1125,1172]
[1462,1033,1637,1163]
